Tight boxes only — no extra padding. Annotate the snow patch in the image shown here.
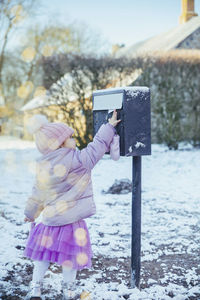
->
[129,145,132,152]
[135,141,146,148]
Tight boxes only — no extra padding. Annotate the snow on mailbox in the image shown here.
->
[92,86,151,156]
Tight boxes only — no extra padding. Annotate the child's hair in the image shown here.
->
[26,114,74,155]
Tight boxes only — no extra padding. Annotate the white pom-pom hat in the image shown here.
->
[26,114,74,155]
[26,114,49,135]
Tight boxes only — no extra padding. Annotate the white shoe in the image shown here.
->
[29,280,42,299]
[62,280,77,299]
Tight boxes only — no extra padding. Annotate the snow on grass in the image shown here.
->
[0,136,199,299]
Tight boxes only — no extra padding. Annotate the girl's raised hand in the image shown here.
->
[108,109,121,127]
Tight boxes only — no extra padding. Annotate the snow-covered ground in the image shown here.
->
[0,136,199,299]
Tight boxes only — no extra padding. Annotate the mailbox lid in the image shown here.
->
[93,91,123,111]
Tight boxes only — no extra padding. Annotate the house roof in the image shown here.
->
[116,16,200,58]
[20,71,93,111]
[20,72,84,111]
[20,95,50,111]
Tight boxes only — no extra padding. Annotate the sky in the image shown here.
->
[38,0,200,48]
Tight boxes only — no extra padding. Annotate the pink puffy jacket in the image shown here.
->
[24,122,120,226]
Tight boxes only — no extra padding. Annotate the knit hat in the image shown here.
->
[26,114,74,155]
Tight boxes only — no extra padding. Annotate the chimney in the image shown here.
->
[179,0,198,24]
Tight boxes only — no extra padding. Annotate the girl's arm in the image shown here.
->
[77,110,121,170]
[24,184,44,221]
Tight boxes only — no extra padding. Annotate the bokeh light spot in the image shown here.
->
[43,205,55,218]
[37,160,51,172]
[33,86,46,98]
[10,4,26,24]
[76,237,88,247]
[36,160,51,186]
[74,228,88,247]
[81,291,91,300]
[62,259,73,270]
[17,81,33,99]
[53,164,66,177]
[41,235,53,248]
[56,200,68,214]
[79,176,89,192]
[48,138,60,150]
[17,85,29,99]
[63,196,76,209]
[36,169,50,189]
[12,14,24,24]
[21,47,36,62]
[74,228,86,240]
[11,4,23,15]
[35,234,53,248]
[76,252,88,266]
[42,45,54,57]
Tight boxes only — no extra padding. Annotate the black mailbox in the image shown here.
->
[92,86,151,156]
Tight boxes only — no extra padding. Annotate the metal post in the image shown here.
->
[131,155,141,289]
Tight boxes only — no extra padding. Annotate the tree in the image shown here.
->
[133,50,200,149]
[12,20,110,107]
[41,54,140,148]
[0,0,38,102]
[42,50,200,149]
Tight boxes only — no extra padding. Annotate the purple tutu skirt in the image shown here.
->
[23,219,93,270]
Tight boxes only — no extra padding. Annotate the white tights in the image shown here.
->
[32,260,77,284]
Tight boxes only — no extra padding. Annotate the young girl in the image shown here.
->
[23,110,121,299]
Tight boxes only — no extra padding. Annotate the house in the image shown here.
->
[115,0,200,58]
